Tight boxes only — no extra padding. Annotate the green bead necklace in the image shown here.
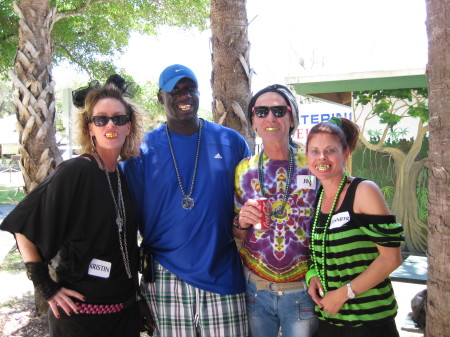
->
[311,172,349,292]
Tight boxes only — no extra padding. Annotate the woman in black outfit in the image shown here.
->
[0,75,153,336]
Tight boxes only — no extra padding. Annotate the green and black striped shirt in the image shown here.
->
[309,178,404,327]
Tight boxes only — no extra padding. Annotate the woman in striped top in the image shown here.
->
[305,117,404,337]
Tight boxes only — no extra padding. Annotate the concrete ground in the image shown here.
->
[393,281,425,337]
[0,171,426,336]
[0,171,23,263]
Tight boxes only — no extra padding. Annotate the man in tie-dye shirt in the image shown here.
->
[233,84,318,337]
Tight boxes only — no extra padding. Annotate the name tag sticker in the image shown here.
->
[297,175,316,190]
[329,211,350,230]
[88,258,111,278]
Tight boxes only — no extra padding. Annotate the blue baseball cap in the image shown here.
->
[158,64,198,92]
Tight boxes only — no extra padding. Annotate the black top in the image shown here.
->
[0,154,138,303]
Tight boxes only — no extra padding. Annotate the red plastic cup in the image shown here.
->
[254,198,269,230]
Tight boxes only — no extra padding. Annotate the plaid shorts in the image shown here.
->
[140,261,248,337]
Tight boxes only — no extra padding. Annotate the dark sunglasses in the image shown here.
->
[252,105,292,118]
[91,115,130,126]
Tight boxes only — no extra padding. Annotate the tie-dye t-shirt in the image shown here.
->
[234,150,317,282]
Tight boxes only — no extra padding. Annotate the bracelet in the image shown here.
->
[233,215,250,230]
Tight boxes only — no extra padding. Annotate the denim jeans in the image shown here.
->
[246,278,317,337]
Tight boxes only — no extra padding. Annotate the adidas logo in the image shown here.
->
[214,153,223,159]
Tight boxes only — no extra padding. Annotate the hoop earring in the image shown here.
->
[90,136,96,152]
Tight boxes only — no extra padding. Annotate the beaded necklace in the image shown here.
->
[310,172,348,292]
[257,146,294,217]
[165,119,203,209]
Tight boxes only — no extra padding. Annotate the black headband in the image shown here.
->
[72,74,138,109]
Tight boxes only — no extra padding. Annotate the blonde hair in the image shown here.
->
[75,84,143,161]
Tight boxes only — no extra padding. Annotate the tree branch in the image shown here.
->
[412,156,429,172]
[55,43,92,77]
[54,0,122,23]
[404,121,428,166]
[358,134,404,158]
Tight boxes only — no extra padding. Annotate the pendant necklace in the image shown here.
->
[258,146,294,217]
[310,172,348,292]
[165,119,203,209]
[94,149,132,279]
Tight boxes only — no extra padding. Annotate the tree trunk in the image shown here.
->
[426,0,450,335]
[360,121,428,253]
[390,123,428,253]
[10,0,62,195]
[10,0,61,315]
[210,0,255,152]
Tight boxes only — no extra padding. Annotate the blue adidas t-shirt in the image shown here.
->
[123,119,251,294]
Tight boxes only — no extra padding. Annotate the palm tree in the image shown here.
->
[210,0,255,152]
[425,0,450,334]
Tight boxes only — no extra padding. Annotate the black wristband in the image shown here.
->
[233,223,250,230]
[25,262,61,301]
[233,215,250,230]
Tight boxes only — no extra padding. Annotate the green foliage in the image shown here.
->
[353,134,429,214]
[372,99,391,115]
[380,185,395,201]
[395,133,429,158]
[0,80,15,118]
[0,0,18,78]
[134,81,162,115]
[0,185,25,204]
[394,137,414,153]
[416,168,429,223]
[379,111,402,126]
[133,80,166,131]
[353,88,428,128]
[0,246,24,273]
[387,127,409,144]
[418,134,429,159]
[367,129,382,144]
[408,102,429,122]
[0,0,210,79]
[366,130,429,156]
[353,88,416,103]
[372,100,402,128]
[352,142,396,207]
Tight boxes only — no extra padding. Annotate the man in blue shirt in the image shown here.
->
[123,64,251,337]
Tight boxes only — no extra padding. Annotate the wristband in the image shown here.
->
[233,215,250,230]
[305,267,318,287]
[25,262,62,300]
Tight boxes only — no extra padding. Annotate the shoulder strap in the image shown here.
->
[81,153,95,161]
[338,177,365,212]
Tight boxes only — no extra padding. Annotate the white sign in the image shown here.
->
[293,103,353,144]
